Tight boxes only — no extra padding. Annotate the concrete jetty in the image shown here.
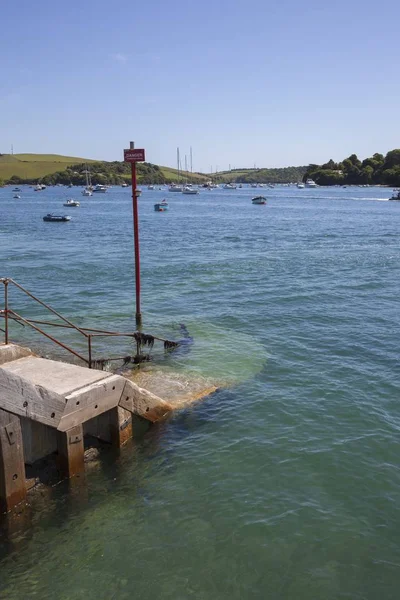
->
[0,343,173,512]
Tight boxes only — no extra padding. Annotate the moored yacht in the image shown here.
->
[305,178,317,188]
[93,184,107,193]
[182,185,199,195]
[169,184,183,192]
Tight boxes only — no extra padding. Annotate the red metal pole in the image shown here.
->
[131,161,142,326]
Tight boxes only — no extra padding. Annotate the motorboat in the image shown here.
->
[43,214,71,222]
[223,183,237,189]
[93,184,107,193]
[13,194,21,199]
[169,184,183,192]
[13,187,21,192]
[251,183,258,188]
[297,182,305,189]
[389,190,400,201]
[154,202,168,212]
[63,199,80,207]
[121,183,128,187]
[34,184,44,191]
[182,186,199,195]
[252,196,267,205]
[148,185,155,190]
[81,188,93,196]
[305,179,317,188]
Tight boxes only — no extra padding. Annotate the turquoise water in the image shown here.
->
[0,184,400,599]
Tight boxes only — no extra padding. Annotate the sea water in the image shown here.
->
[0,184,399,599]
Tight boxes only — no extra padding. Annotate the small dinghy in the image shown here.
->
[43,214,71,222]
[13,194,21,199]
[63,199,80,207]
[252,196,267,205]
[154,202,168,212]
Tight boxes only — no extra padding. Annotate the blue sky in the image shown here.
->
[1,0,399,171]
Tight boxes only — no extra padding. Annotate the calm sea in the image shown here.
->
[0,184,399,599]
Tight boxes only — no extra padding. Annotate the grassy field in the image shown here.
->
[0,153,97,181]
[158,166,208,183]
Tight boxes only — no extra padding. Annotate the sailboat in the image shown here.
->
[169,148,183,192]
[81,166,93,196]
[182,147,199,194]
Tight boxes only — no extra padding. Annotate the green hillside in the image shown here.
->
[0,153,97,181]
[214,166,308,184]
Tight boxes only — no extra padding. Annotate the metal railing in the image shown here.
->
[0,278,178,369]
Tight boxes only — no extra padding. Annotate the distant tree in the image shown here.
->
[0,178,4,187]
[321,159,339,170]
[347,154,362,168]
[311,169,345,185]
[9,175,23,184]
[360,165,374,183]
[372,153,384,165]
[381,166,400,186]
[383,149,400,169]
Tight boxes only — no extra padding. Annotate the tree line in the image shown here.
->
[304,149,400,186]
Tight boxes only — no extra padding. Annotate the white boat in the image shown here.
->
[121,183,128,187]
[297,182,305,189]
[82,167,93,195]
[182,185,199,195]
[63,199,80,207]
[251,183,258,188]
[148,185,155,190]
[305,179,317,188]
[389,190,400,201]
[93,184,107,193]
[223,183,237,189]
[252,196,267,205]
[34,184,44,191]
[169,184,183,192]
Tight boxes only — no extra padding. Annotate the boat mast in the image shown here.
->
[190,147,193,175]
[177,147,180,184]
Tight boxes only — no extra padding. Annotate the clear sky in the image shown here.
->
[1,0,399,172]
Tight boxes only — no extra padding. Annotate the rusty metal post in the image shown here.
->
[88,335,92,369]
[4,280,9,345]
[130,141,142,327]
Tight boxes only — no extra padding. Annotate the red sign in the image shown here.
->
[124,148,145,162]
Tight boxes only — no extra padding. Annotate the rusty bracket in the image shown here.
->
[120,416,132,431]
[5,423,16,445]
[69,433,82,445]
